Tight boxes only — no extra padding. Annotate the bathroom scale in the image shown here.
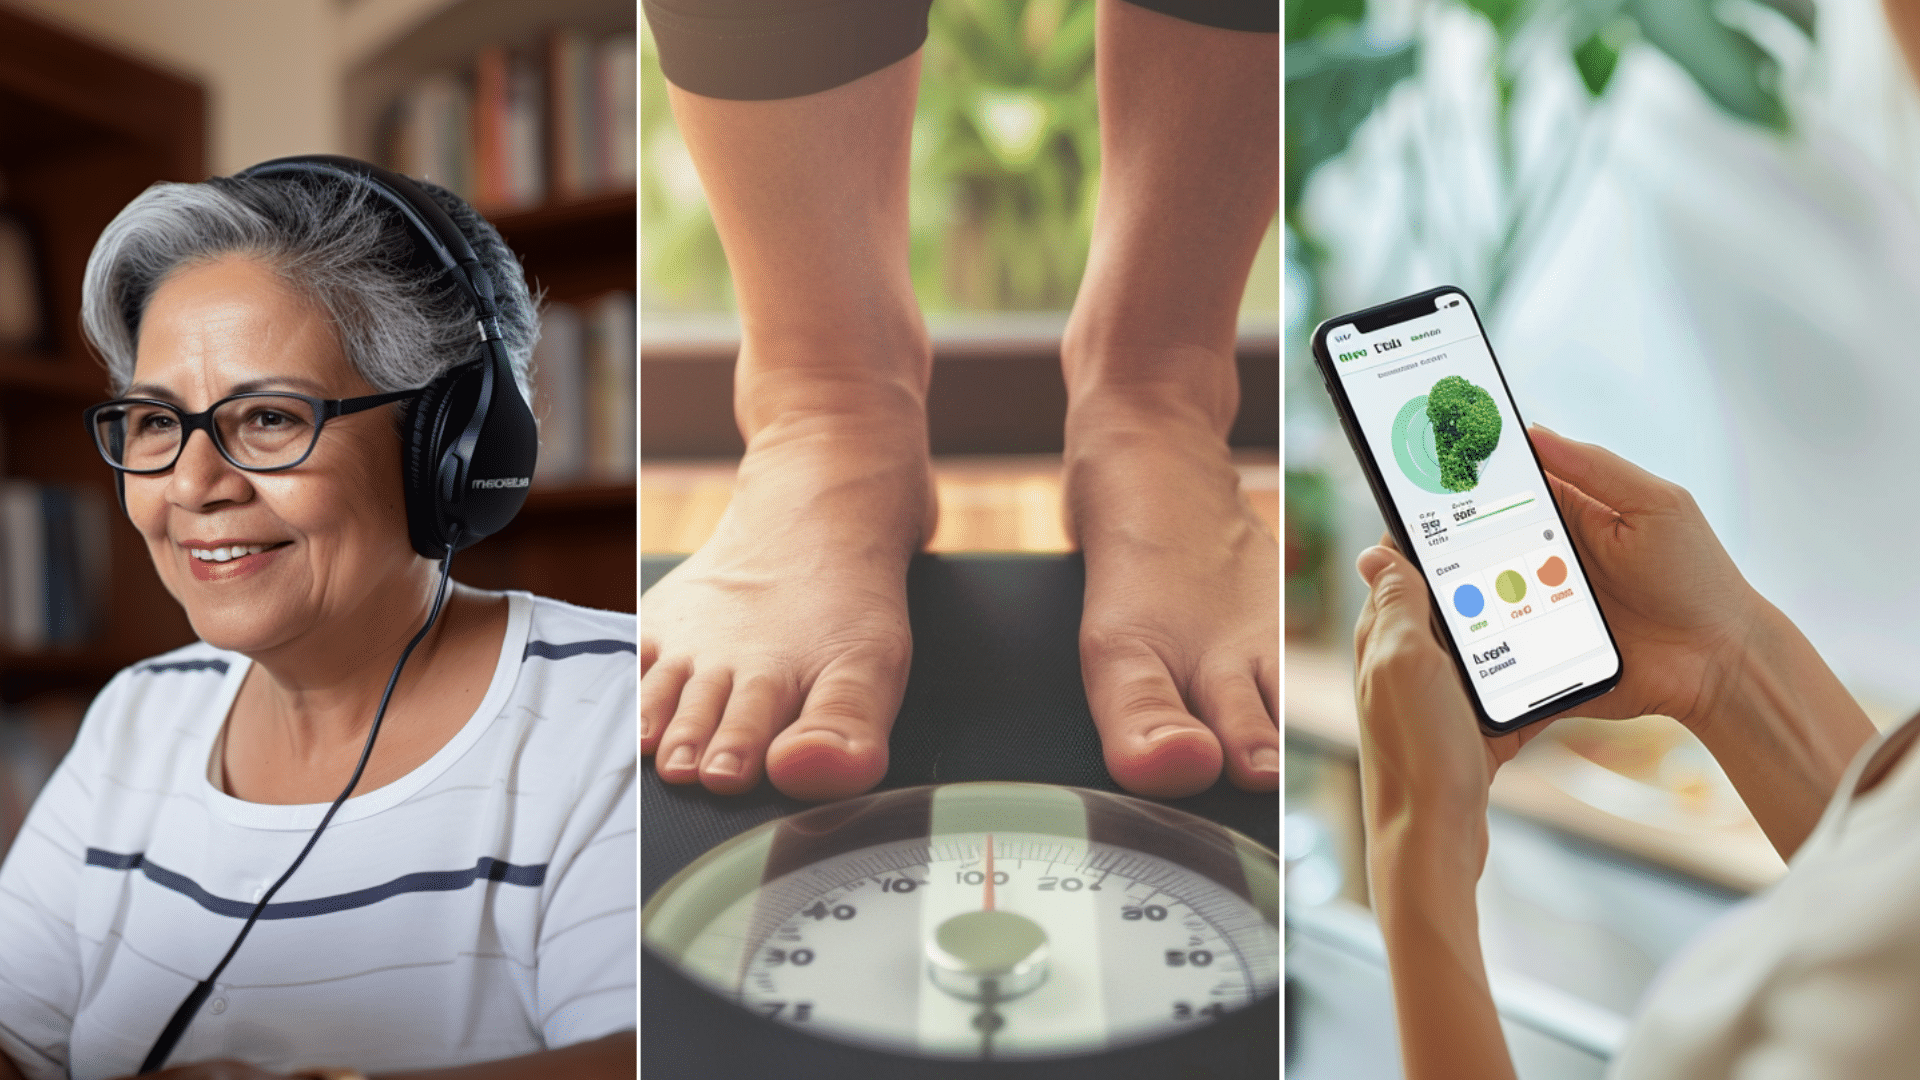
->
[641,554,1279,1079]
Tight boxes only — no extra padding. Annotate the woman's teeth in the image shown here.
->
[189,544,273,563]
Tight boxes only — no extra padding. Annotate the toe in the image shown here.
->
[765,649,902,801]
[656,671,731,784]
[1083,634,1223,798]
[699,673,802,795]
[639,656,690,756]
[1192,666,1278,792]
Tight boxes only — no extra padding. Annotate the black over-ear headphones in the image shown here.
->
[222,154,538,557]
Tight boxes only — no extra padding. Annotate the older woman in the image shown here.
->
[0,166,634,1079]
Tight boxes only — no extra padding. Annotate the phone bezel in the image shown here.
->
[1310,285,1623,735]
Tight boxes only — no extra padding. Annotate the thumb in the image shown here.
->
[1354,544,1433,634]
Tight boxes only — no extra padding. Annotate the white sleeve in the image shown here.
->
[0,685,110,1080]
[534,674,636,1047]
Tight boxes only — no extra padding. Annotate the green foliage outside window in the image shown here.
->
[641,1,1278,316]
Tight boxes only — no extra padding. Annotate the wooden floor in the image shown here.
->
[641,452,1280,554]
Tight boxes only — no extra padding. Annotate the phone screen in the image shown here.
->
[1317,289,1621,728]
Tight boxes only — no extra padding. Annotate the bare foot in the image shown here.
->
[641,388,934,800]
[1064,394,1280,798]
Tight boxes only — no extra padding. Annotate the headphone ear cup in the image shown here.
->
[401,365,473,559]
[401,355,535,559]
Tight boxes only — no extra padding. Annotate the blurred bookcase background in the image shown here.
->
[349,0,637,612]
[0,0,638,853]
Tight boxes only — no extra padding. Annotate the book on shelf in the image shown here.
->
[0,209,45,351]
[530,292,634,485]
[0,693,85,859]
[0,480,109,653]
[382,28,637,212]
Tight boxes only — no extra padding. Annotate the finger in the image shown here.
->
[656,671,732,784]
[1528,424,1683,515]
[1357,544,1432,633]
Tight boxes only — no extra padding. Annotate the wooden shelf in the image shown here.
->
[489,190,635,237]
[486,191,634,305]
[523,479,634,513]
[0,348,109,399]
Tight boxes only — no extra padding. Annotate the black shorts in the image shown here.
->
[644,0,1277,101]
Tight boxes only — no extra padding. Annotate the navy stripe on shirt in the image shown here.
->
[523,639,635,662]
[138,659,230,676]
[85,849,545,919]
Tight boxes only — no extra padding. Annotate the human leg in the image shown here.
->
[1060,0,1280,796]
[641,44,932,800]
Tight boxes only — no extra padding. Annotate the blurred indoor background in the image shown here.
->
[0,0,635,853]
[638,0,1281,557]
[1285,0,1920,1076]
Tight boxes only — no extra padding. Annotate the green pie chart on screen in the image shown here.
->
[1495,570,1527,604]
[1391,396,1450,494]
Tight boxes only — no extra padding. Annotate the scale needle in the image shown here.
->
[984,835,995,911]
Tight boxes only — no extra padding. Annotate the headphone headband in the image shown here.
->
[238,155,504,342]
[223,155,538,557]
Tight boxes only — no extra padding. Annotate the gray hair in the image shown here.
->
[81,172,537,402]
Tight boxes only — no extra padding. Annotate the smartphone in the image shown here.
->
[1311,286,1622,734]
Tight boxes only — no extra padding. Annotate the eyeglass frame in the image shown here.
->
[82,388,425,475]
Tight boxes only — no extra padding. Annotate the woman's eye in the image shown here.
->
[137,413,178,433]
[246,409,299,429]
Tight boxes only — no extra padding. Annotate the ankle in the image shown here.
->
[734,322,933,443]
[1060,334,1240,438]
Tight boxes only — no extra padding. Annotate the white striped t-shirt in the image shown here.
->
[0,592,635,1079]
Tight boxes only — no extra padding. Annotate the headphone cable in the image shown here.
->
[140,540,459,1073]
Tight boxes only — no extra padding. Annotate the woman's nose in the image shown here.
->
[165,426,252,509]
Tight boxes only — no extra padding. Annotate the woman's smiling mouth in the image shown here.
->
[181,540,292,580]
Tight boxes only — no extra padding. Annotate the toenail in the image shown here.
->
[1143,725,1199,745]
[640,719,656,741]
[665,744,696,770]
[1249,746,1279,772]
[706,751,742,778]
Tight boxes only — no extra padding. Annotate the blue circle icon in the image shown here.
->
[1453,583,1485,618]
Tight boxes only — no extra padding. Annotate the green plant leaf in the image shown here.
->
[1287,0,1364,43]
[1285,34,1419,214]
[1573,30,1622,96]
[1627,0,1797,130]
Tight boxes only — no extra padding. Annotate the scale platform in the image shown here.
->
[642,553,1279,1079]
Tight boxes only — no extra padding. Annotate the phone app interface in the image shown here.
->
[1328,293,1617,723]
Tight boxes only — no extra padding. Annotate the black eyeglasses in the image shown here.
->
[84,389,422,475]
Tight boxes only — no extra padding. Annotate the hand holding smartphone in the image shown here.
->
[1313,287,1622,733]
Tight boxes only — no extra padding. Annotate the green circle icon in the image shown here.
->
[1495,570,1527,604]
[1390,395,1450,495]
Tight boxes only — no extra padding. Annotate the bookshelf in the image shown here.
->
[346,0,637,614]
[0,6,203,701]
[0,0,637,718]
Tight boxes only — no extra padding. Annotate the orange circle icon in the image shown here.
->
[1536,556,1568,587]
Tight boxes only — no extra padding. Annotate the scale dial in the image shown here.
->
[643,783,1278,1060]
